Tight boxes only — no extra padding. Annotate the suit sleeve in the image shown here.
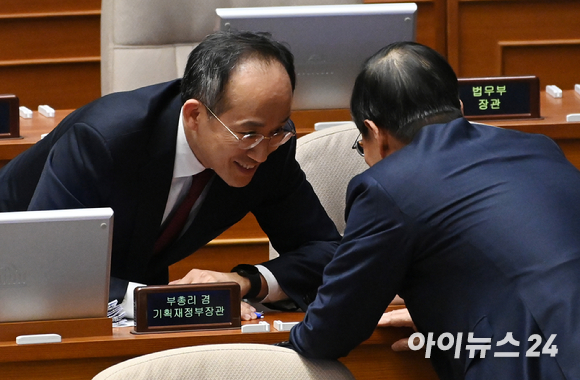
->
[27,123,114,210]
[251,130,342,310]
[289,175,415,358]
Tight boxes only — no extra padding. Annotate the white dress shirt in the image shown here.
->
[124,107,285,312]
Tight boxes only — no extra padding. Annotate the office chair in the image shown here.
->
[268,123,406,306]
[269,122,367,259]
[91,343,355,380]
[100,0,363,96]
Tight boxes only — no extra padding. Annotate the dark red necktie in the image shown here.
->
[154,169,213,254]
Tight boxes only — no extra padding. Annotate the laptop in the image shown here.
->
[216,3,417,110]
[0,208,113,323]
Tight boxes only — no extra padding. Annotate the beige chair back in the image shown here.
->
[270,122,367,259]
[92,343,355,380]
[101,0,363,96]
[296,122,367,234]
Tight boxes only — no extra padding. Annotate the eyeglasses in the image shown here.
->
[352,133,364,157]
[204,105,295,150]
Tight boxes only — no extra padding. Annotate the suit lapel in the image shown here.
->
[125,95,182,279]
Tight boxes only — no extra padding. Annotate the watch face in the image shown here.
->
[233,264,258,275]
[231,264,261,299]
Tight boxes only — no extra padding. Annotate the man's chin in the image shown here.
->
[219,164,258,187]
[219,174,254,188]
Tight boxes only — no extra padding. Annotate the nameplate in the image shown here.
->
[132,282,241,334]
[0,94,20,139]
[458,76,540,120]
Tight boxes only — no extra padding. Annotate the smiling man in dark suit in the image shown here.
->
[0,31,341,319]
[288,41,580,379]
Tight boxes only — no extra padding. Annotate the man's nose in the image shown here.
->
[247,139,273,163]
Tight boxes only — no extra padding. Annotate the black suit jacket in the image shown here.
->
[291,118,580,379]
[0,80,341,309]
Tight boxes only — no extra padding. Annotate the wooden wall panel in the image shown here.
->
[168,241,270,281]
[0,1,101,110]
[169,213,268,281]
[214,213,266,240]
[365,0,447,56]
[3,0,579,122]
[0,15,100,61]
[447,0,580,87]
[1,0,101,14]
[499,40,580,89]
[0,62,100,110]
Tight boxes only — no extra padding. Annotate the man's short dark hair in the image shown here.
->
[180,30,296,114]
[350,41,462,143]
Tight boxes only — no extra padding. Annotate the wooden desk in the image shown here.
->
[0,310,438,380]
[0,109,72,168]
[289,90,580,169]
[3,92,579,165]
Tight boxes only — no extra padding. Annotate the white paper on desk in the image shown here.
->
[119,281,146,320]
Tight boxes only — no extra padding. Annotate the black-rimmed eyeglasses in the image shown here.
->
[204,104,295,150]
[352,133,364,157]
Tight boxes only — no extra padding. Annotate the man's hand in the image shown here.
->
[378,308,417,351]
[170,268,240,283]
[169,268,260,321]
[240,300,260,321]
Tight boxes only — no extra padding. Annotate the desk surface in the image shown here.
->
[0,310,438,380]
[481,90,580,138]
[2,91,580,161]
[3,91,579,172]
[0,109,69,162]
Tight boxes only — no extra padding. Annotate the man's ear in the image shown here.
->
[364,119,390,158]
[364,119,406,158]
[364,119,381,140]
[460,99,464,115]
[182,99,204,131]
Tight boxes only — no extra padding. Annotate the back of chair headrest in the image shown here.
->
[92,343,355,380]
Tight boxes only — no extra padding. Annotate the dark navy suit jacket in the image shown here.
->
[291,118,580,379]
[0,80,341,309]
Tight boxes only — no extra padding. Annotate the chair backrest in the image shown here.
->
[270,122,367,259]
[100,0,363,96]
[91,343,355,380]
[295,122,367,234]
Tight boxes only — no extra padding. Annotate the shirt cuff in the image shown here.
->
[255,264,286,303]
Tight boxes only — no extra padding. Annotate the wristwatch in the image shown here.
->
[230,264,261,299]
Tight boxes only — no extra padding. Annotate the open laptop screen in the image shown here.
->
[216,3,417,110]
[0,208,113,322]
